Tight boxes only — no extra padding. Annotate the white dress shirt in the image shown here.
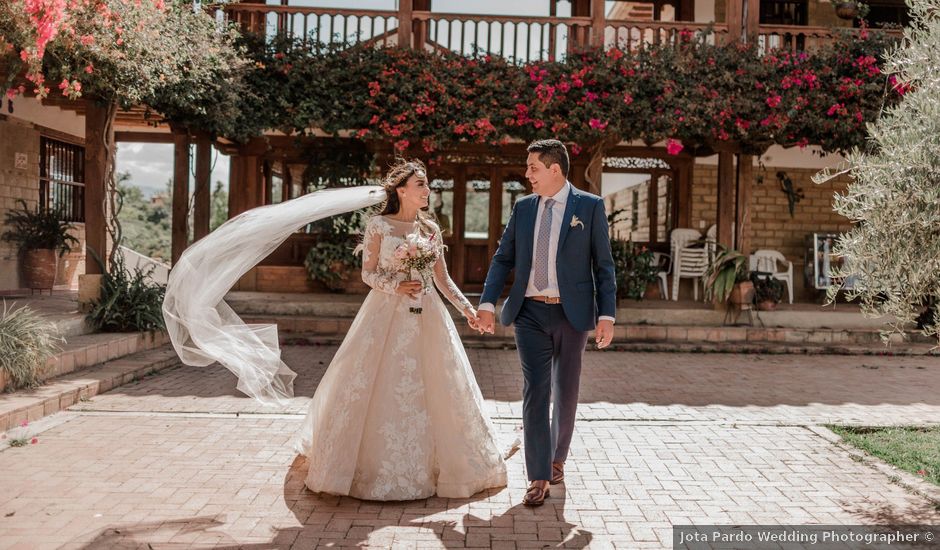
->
[480,182,615,324]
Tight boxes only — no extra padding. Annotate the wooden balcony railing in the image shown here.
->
[222,4,898,61]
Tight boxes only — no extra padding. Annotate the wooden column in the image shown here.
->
[83,101,111,274]
[647,174,659,245]
[228,154,243,218]
[726,0,743,44]
[413,0,430,51]
[193,133,211,241]
[591,0,606,48]
[171,127,190,266]
[716,151,736,249]
[744,0,760,42]
[675,162,693,229]
[244,155,262,210]
[397,0,413,48]
[735,153,754,254]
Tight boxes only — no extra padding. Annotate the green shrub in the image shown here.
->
[87,253,166,332]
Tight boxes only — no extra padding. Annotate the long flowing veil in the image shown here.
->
[162,185,386,406]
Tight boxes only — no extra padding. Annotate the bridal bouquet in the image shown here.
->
[393,232,440,314]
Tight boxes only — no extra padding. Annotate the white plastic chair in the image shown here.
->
[749,249,794,304]
[652,251,671,300]
[670,228,708,301]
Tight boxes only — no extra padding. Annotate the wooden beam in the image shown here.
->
[115,131,174,143]
[397,0,413,48]
[716,151,735,249]
[171,127,190,266]
[83,101,111,275]
[193,133,212,241]
[735,153,754,254]
[591,0,606,48]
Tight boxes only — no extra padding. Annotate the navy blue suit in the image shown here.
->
[480,185,616,480]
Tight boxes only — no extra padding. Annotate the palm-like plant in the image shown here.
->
[1,200,78,255]
[704,246,749,304]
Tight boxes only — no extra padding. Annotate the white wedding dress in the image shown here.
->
[296,215,508,500]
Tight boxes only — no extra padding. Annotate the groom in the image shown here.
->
[476,139,617,506]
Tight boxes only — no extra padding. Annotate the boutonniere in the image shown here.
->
[570,215,584,230]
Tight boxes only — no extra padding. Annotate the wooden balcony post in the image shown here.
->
[83,100,112,275]
[735,154,754,254]
[726,0,743,44]
[591,0,606,48]
[397,0,413,48]
[716,151,736,249]
[744,0,760,43]
[171,125,190,266]
[193,132,212,241]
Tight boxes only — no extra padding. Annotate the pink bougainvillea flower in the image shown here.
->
[570,144,582,156]
[765,94,782,108]
[666,138,683,155]
[588,118,607,130]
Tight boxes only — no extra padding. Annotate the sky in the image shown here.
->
[115,1,614,196]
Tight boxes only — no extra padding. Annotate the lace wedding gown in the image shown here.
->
[296,215,508,500]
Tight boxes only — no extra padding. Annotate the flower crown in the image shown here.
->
[385,163,427,191]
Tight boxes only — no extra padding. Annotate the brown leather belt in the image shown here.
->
[528,295,561,304]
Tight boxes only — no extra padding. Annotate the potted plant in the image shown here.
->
[705,246,753,306]
[751,272,784,311]
[304,211,365,292]
[1,200,79,292]
[611,240,660,301]
[830,0,870,20]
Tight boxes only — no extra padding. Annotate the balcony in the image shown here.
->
[222,3,898,61]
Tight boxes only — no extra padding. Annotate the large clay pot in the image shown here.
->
[835,2,859,20]
[23,249,57,291]
[730,280,755,306]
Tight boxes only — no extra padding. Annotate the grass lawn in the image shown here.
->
[828,425,940,486]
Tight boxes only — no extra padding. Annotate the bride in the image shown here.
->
[295,159,508,500]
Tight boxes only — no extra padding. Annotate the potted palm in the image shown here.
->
[705,247,753,306]
[2,200,79,292]
[751,272,784,311]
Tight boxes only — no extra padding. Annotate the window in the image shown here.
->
[759,0,808,26]
[39,137,85,222]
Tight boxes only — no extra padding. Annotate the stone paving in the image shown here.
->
[1,346,939,549]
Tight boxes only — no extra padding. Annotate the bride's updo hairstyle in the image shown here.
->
[379,158,437,237]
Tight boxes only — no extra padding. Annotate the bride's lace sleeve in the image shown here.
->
[360,217,399,295]
[431,228,474,314]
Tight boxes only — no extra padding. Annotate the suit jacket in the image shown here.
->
[480,185,617,333]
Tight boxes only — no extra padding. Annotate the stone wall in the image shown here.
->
[0,116,85,291]
[689,161,852,300]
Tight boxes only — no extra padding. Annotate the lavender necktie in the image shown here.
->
[533,198,555,291]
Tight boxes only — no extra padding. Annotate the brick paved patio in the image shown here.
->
[1,347,938,549]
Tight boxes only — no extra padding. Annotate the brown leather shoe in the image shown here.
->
[522,481,550,506]
[550,461,564,485]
